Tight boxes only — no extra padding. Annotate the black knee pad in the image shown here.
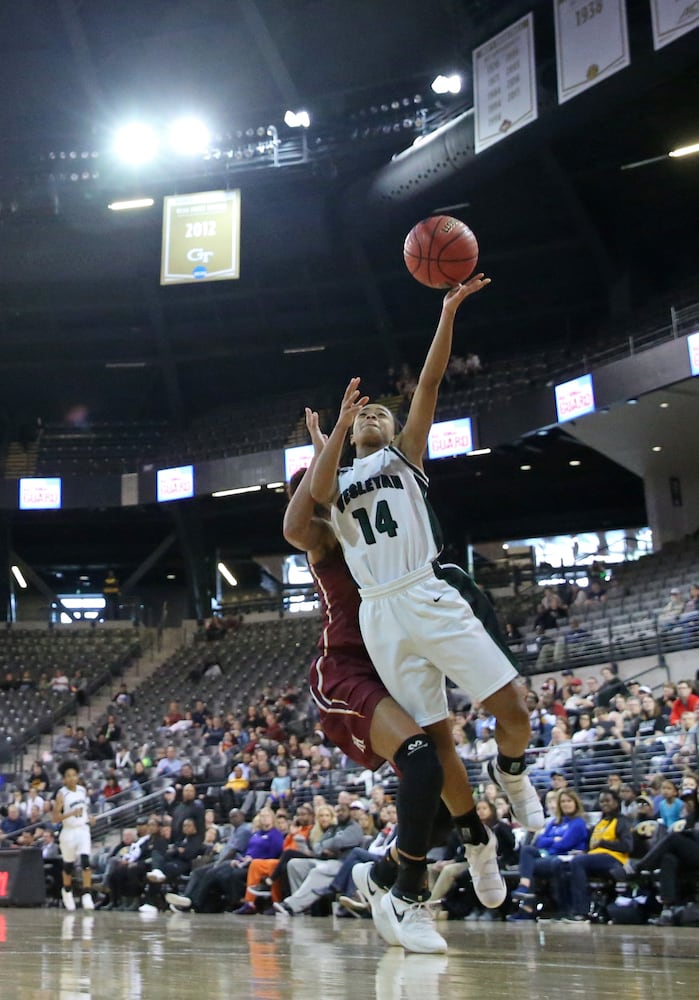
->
[63,862,75,876]
[394,734,443,859]
[80,855,91,871]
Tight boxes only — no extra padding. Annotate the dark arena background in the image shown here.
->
[0,2,697,998]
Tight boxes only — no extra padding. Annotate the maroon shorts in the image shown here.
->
[309,651,389,770]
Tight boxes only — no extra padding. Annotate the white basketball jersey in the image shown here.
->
[60,783,90,829]
[332,446,441,588]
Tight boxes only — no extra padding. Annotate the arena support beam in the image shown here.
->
[9,552,79,622]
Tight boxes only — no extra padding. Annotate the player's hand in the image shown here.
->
[442,273,491,313]
[337,377,370,429]
[305,407,327,452]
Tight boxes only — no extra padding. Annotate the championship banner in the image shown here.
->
[650,0,699,49]
[161,189,241,285]
[473,13,538,155]
[554,0,630,105]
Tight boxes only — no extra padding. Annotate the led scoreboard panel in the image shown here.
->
[161,189,241,285]
[0,849,46,906]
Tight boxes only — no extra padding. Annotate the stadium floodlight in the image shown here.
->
[114,123,158,165]
[11,565,27,589]
[217,562,238,587]
[431,74,462,95]
[107,198,155,211]
[284,110,310,128]
[669,141,699,159]
[169,116,211,155]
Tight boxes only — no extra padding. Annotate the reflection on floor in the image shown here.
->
[0,909,695,1000]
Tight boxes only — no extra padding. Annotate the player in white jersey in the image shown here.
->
[311,275,545,944]
[52,759,95,911]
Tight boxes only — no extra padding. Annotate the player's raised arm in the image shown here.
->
[310,377,368,505]
[282,408,335,560]
[396,274,490,467]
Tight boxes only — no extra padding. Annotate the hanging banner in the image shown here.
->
[554,0,630,104]
[161,189,241,285]
[650,0,699,49]
[473,12,538,154]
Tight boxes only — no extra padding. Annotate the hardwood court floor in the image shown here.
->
[0,909,695,999]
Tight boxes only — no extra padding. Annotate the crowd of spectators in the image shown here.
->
[0,657,697,924]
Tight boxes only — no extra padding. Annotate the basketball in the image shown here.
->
[403,215,479,289]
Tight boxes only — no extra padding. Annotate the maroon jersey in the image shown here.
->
[310,546,366,658]
[308,545,387,770]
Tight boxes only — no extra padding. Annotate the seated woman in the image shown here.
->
[507,788,588,921]
[564,788,632,922]
[634,787,699,925]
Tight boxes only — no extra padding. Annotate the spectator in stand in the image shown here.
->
[530,722,573,790]
[540,687,567,722]
[584,675,601,707]
[53,725,76,756]
[679,583,699,647]
[657,587,685,627]
[571,711,597,748]
[50,668,71,695]
[596,664,628,708]
[155,745,183,780]
[562,677,594,718]
[171,783,205,839]
[657,779,683,828]
[99,713,122,746]
[114,683,133,707]
[585,579,607,607]
[28,761,50,795]
[524,691,554,749]
[634,787,699,925]
[0,804,25,842]
[554,623,590,667]
[564,788,632,922]
[71,726,89,757]
[507,788,588,921]
[158,701,183,734]
[669,680,699,726]
[657,683,677,724]
[140,817,205,912]
[86,732,114,763]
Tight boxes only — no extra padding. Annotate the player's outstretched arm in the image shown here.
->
[310,377,368,505]
[283,408,335,560]
[396,274,490,466]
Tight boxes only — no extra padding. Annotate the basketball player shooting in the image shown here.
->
[310,277,545,883]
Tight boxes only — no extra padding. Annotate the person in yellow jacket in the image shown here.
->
[564,787,632,921]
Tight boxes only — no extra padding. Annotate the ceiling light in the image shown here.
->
[266,482,285,489]
[627,398,638,405]
[166,574,176,580]
[169,117,211,155]
[113,123,158,165]
[11,565,27,589]
[431,74,462,95]
[467,448,491,457]
[652,446,662,452]
[669,141,699,158]
[284,110,310,128]
[569,460,581,467]
[659,402,669,408]
[211,485,263,498]
[283,345,325,355]
[107,198,155,211]
[217,562,238,587]
[520,464,531,471]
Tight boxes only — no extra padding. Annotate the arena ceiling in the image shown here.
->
[0,0,697,573]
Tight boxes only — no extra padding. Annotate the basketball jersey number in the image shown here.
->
[351,500,398,545]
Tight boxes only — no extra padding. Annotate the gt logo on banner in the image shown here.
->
[161,190,241,285]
